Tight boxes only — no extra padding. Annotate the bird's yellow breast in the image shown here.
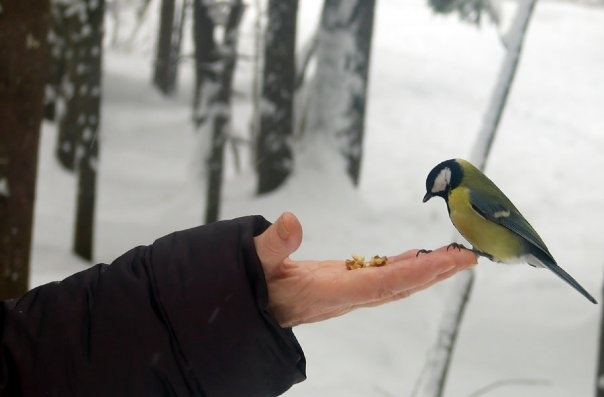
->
[448,187,522,262]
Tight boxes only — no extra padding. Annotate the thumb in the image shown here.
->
[254,212,303,269]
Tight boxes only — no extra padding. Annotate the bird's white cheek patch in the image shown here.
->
[432,167,451,193]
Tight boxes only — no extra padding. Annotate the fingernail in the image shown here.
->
[277,214,290,240]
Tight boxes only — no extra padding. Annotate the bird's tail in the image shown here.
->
[527,250,597,304]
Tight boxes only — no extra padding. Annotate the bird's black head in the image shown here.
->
[423,159,463,203]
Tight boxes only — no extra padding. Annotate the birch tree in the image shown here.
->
[306,0,375,186]
[255,0,298,194]
[413,1,538,396]
[0,0,50,299]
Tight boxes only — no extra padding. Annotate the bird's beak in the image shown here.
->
[422,192,433,203]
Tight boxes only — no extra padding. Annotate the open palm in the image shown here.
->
[255,212,477,328]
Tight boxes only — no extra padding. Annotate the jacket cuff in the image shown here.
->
[149,216,306,397]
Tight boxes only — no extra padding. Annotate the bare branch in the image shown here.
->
[469,378,552,397]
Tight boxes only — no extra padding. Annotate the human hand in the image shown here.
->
[254,212,478,328]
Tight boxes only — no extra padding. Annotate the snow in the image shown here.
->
[31,1,604,396]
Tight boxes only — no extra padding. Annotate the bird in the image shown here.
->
[422,158,597,304]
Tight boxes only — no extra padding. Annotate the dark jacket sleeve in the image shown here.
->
[0,215,306,397]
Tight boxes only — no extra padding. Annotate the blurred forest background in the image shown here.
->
[1,0,604,395]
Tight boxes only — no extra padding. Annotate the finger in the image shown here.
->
[406,266,476,297]
[254,212,303,271]
[282,252,476,326]
[342,255,442,303]
[388,249,422,262]
[418,245,478,266]
[372,253,478,304]
[368,257,477,303]
[432,244,477,259]
[389,245,477,263]
[331,253,450,305]
[334,249,477,306]
[384,248,477,291]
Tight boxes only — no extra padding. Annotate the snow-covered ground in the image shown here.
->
[31,1,604,396]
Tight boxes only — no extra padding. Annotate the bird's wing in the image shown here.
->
[467,180,597,304]
[468,189,553,260]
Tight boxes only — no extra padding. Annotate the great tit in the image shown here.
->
[422,158,597,304]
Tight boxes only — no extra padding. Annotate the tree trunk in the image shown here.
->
[44,0,67,122]
[128,0,153,44]
[153,0,186,95]
[73,0,105,261]
[427,0,501,26]
[470,0,537,171]
[0,0,50,299]
[55,2,93,171]
[295,34,318,91]
[192,0,218,124]
[413,1,538,396]
[203,0,244,224]
[255,0,298,194]
[597,273,604,397]
[307,0,375,186]
[249,0,263,146]
[412,270,475,397]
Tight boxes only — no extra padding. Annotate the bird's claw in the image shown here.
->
[416,249,433,257]
[447,242,468,252]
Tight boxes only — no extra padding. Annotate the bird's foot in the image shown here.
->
[447,243,486,259]
[416,249,433,257]
[447,242,468,252]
